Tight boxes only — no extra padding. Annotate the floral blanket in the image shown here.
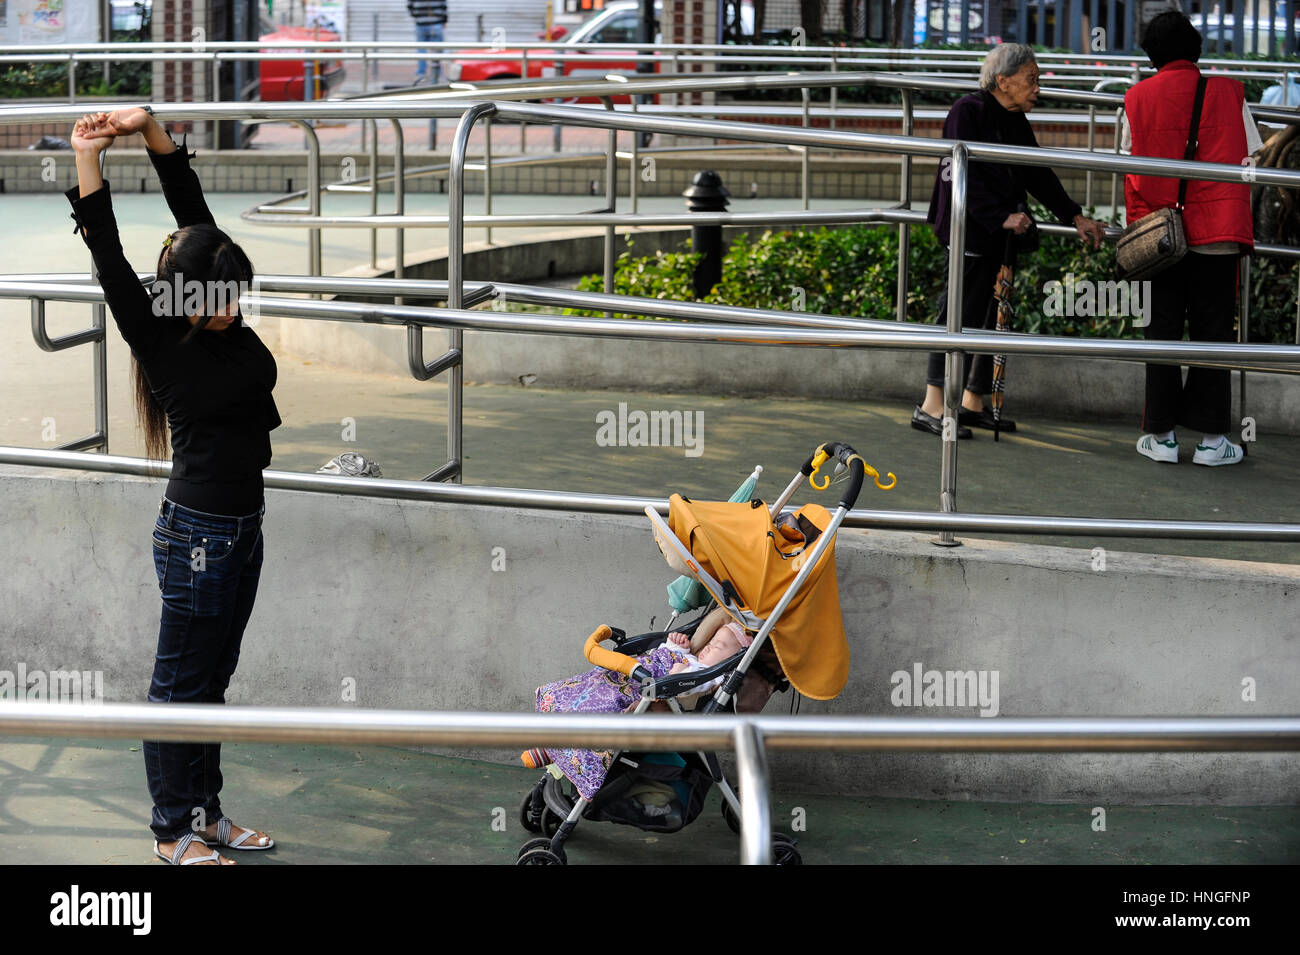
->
[535,644,683,801]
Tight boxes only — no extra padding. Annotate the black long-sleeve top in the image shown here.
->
[927,90,1083,254]
[407,1,448,26]
[66,144,280,516]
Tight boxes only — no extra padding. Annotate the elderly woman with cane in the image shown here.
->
[912,43,1106,439]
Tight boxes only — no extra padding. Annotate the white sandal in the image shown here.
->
[208,817,275,850]
[154,831,227,865]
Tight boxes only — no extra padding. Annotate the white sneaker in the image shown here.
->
[1192,438,1244,467]
[1137,433,1178,463]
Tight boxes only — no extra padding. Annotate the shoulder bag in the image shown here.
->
[1115,75,1208,280]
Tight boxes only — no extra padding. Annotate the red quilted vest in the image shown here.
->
[1124,60,1254,248]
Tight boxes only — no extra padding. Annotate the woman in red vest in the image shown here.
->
[1126,11,1258,467]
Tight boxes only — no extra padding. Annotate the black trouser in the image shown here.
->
[1141,251,1238,436]
[925,251,1002,397]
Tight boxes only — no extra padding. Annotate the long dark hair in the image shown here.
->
[135,223,255,461]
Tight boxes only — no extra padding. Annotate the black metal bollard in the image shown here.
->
[683,170,731,299]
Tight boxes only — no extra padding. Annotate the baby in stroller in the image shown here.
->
[521,609,745,783]
[665,617,751,688]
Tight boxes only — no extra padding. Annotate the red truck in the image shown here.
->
[446,1,660,103]
[259,25,347,101]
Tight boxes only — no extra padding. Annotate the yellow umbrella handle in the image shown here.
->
[806,443,897,508]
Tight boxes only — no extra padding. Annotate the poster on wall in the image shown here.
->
[305,1,346,38]
[13,0,97,45]
[18,0,65,42]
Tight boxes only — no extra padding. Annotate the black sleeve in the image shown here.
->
[65,181,160,358]
[1017,122,1083,224]
[948,99,1017,236]
[148,137,216,230]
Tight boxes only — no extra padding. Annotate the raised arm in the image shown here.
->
[96,107,216,229]
[68,113,159,356]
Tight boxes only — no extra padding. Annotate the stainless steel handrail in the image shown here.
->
[4,282,1299,368]
[9,96,1299,543]
[1,701,1296,865]
[4,441,1300,542]
[433,100,1300,547]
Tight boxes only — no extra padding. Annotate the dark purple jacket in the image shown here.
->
[928,90,1082,254]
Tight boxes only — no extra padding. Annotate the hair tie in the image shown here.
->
[161,232,176,249]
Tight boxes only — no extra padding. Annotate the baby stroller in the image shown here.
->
[516,442,895,865]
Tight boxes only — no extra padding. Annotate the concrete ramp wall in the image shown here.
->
[2,467,1296,804]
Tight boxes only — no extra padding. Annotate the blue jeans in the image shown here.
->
[144,497,265,840]
[415,22,444,82]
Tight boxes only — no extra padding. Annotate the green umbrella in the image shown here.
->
[665,466,763,616]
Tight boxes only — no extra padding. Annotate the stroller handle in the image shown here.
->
[585,625,652,683]
[802,442,896,510]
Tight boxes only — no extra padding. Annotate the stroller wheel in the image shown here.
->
[540,805,565,837]
[519,791,544,833]
[517,846,566,866]
[517,837,567,864]
[773,833,802,866]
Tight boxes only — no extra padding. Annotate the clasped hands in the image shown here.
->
[70,108,153,155]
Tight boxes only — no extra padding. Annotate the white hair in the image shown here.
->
[980,43,1037,91]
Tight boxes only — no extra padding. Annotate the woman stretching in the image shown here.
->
[69,109,279,865]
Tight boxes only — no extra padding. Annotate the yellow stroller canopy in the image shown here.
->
[663,494,849,701]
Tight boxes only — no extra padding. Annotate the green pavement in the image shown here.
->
[267,376,1300,566]
[1,738,1294,865]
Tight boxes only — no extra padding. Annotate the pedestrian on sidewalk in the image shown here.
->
[408,0,450,85]
[1125,11,1258,467]
[914,43,1106,439]
[68,107,279,866]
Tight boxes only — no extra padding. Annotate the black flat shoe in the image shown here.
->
[959,406,1017,433]
[911,406,973,439]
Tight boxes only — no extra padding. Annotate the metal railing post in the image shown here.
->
[551,65,563,153]
[520,50,529,153]
[90,145,108,452]
[291,120,322,282]
[937,143,968,548]
[897,89,914,325]
[603,97,618,317]
[1110,106,1123,224]
[446,103,497,480]
[390,118,406,296]
[92,298,107,453]
[369,118,379,269]
[801,85,811,211]
[30,298,107,452]
[67,53,75,104]
[1086,104,1096,206]
[630,98,640,214]
[1240,254,1251,430]
[733,724,773,865]
[829,52,838,131]
[485,117,493,245]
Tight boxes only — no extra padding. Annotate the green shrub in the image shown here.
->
[0,8,152,100]
[569,216,1295,343]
